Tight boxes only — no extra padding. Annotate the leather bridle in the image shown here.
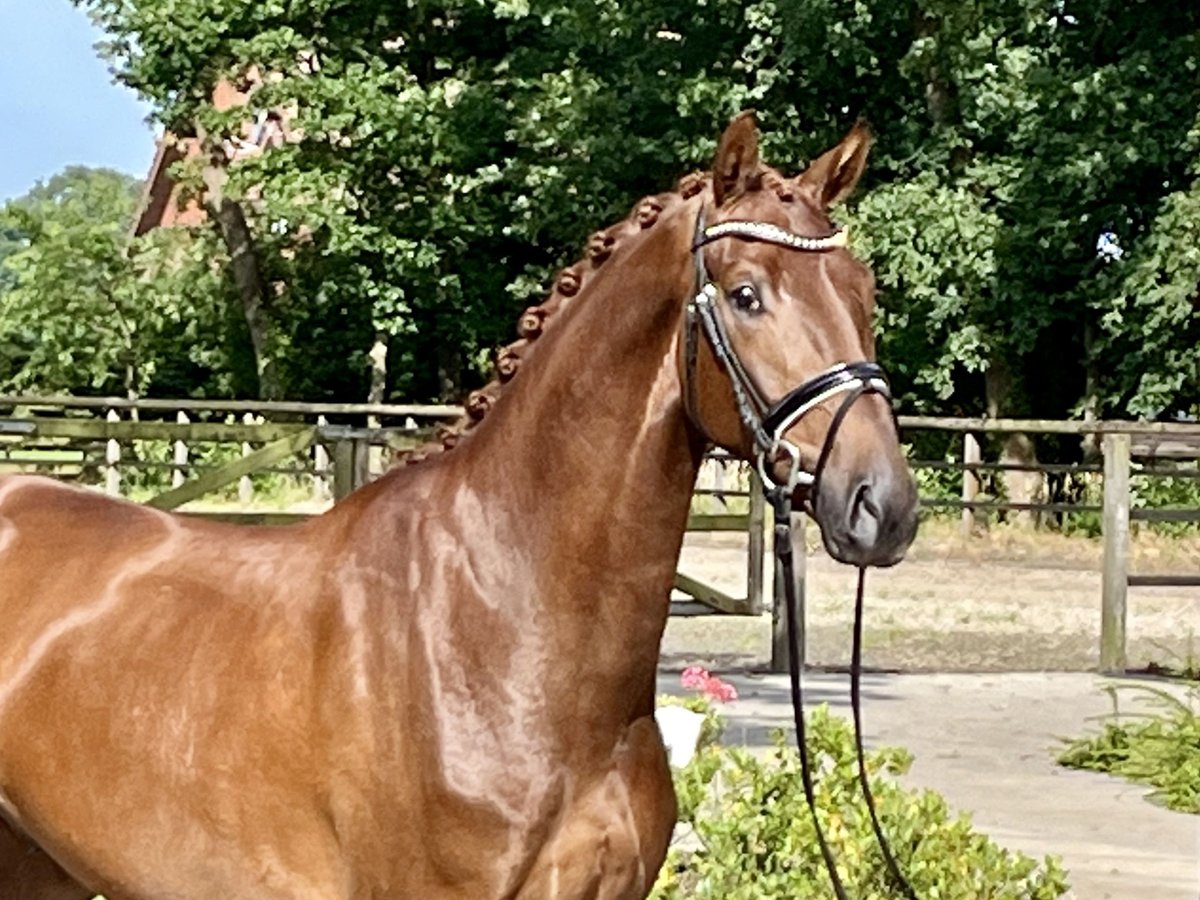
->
[683,208,891,497]
[682,205,920,900]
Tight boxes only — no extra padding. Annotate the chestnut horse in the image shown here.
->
[0,114,916,899]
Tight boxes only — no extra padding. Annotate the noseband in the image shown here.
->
[682,206,920,900]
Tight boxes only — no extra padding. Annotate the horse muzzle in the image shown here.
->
[813,466,918,567]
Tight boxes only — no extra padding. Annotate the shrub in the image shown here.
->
[1058,683,1200,814]
[652,706,1069,899]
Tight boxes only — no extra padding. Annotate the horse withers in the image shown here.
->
[0,113,915,899]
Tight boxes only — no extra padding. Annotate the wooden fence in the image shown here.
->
[895,416,1200,674]
[2,396,1197,671]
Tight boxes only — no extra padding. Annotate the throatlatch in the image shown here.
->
[684,206,920,900]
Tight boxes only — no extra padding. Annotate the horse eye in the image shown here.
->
[730,284,762,314]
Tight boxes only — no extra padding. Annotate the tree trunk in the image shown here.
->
[1080,320,1102,462]
[916,10,971,172]
[367,332,388,406]
[435,342,463,402]
[201,159,281,401]
[986,357,1043,527]
[917,11,952,127]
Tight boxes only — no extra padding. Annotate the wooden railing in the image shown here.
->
[896,416,1200,673]
[2,396,1197,671]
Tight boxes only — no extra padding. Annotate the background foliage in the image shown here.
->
[1,1,1196,428]
[0,167,246,397]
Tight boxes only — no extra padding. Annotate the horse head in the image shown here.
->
[683,112,918,567]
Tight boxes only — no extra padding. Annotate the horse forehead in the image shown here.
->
[710,195,840,277]
[727,187,829,231]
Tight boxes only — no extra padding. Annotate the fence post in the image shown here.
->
[333,440,353,501]
[746,471,765,615]
[313,415,331,503]
[239,412,256,505]
[367,413,384,478]
[353,437,371,492]
[104,410,121,496]
[962,432,981,535]
[332,437,370,501]
[1100,432,1131,674]
[172,411,189,488]
[770,510,805,674]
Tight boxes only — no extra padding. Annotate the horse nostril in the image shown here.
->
[847,480,882,544]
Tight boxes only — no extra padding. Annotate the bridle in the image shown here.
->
[682,205,920,900]
[684,209,891,497]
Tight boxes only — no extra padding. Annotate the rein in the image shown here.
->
[684,208,919,899]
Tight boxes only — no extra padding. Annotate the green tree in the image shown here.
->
[0,166,245,398]
[0,222,23,293]
[75,0,761,400]
[70,0,1198,421]
[1,167,147,394]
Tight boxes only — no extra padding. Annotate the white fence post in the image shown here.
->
[239,412,256,506]
[173,411,189,488]
[313,415,331,502]
[962,432,981,535]
[105,410,121,496]
[1100,433,1131,673]
[367,411,384,478]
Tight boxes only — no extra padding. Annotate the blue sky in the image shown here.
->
[0,1,156,201]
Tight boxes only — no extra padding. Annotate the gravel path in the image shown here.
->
[665,527,1200,672]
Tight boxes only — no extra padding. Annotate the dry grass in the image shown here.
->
[907,517,1200,572]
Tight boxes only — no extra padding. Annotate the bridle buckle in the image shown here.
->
[757,439,813,495]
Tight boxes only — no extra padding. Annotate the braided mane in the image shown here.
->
[401,166,797,465]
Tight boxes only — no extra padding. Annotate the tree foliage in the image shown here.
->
[1,167,147,393]
[0,1,1191,420]
[0,167,247,397]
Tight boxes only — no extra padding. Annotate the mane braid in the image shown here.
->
[397,167,810,467]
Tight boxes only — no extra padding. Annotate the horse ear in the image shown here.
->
[798,120,873,209]
[712,111,762,207]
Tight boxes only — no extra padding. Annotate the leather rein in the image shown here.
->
[682,207,919,899]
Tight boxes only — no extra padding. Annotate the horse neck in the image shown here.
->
[481,201,700,518]
[444,199,705,707]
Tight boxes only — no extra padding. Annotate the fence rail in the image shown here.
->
[1,396,1196,672]
[0,394,464,418]
[897,415,1200,436]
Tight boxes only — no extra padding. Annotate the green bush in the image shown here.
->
[652,706,1069,899]
[1058,683,1200,814]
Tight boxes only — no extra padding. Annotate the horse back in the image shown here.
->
[0,474,379,896]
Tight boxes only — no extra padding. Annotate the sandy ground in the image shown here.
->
[665,523,1200,672]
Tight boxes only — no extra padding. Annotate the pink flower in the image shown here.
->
[702,677,738,703]
[679,666,738,703]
